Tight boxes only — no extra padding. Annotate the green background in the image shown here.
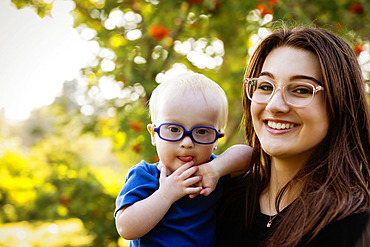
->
[1,0,369,246]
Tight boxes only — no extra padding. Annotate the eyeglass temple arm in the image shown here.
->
[217,130,225,139]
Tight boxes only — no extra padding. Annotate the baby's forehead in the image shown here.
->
[149,76,228,129]
[163,85,198,96]
[161,86,220,105]
[153,89,222,117]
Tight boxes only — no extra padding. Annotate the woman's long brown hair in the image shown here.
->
[242,26,370,246]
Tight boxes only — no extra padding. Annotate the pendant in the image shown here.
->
[267,220,272,227]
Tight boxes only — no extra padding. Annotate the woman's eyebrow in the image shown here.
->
[290,75,321,85]
[259,72,321,85]
[258,72,274,78]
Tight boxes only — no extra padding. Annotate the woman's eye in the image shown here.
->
[292,87,313,95]
[258,83,273,92]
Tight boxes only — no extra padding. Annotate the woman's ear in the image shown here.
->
[147,124,156,146]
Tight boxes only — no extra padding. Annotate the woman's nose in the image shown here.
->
[180,136,195,148]
[265,90,290,113]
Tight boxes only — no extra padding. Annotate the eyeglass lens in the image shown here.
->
[247,79,317,107]
[158,124,217,144]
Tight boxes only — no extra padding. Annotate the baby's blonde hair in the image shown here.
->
[149,72,228,130]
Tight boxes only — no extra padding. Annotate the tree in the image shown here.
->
[11,0,369,155]
[6,0,369,245]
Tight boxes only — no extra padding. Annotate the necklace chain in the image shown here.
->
[267,189,277,228]
[267,214,278,227]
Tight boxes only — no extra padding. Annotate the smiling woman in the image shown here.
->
[216,26,370,247]
[251,46,329,161]
[0,0,95,121]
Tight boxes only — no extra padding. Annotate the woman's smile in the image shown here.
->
[251,46,329,161]
[265,120,296,131]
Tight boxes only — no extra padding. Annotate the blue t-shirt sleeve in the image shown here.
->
[114,161,159,217]
[210,153,217,160]
[210,153,231,183]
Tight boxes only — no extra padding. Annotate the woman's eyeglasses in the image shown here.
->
[244,78,324,107]
[153,123,224,145]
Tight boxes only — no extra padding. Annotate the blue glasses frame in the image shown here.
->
[153,123,224,145]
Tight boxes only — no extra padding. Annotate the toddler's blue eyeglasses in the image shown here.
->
[153,123,224,145]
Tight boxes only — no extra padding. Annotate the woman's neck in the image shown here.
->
[270,157,303,190]
[260,157,305,215]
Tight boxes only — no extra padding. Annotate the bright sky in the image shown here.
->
[0,0,95,121]
[0,0,225,123]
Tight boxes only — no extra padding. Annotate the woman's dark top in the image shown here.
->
[216,176,370,247]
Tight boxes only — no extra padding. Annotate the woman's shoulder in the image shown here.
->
[304,212,370,247]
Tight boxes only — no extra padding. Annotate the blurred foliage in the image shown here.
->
[2,0,370,246]
[0,134,121,246]
[10,0,369,152]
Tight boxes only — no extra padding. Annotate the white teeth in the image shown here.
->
[267,121,294,130]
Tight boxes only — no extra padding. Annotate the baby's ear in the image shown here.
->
[213,140,218,151]
[147,124,156,146]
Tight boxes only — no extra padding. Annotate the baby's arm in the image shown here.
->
[195,144,252,197]
[115,161,202,240]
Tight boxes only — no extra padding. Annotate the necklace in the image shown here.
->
[267,214,278,227]
[267,189,278,228]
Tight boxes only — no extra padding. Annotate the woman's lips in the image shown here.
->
[264,120,298,134]
[266,120,296,130]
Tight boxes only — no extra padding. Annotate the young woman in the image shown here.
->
[217,26,370,246]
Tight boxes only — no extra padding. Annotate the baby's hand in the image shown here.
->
[189,162,219,198]
[158,161,203,203]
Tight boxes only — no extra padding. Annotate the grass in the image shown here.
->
[0,218,130,247]
[0,218,93,247]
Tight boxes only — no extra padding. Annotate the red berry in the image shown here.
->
[149,25,170,40]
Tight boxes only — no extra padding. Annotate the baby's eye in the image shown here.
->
[169,127,181,133]
[195,128,209,135]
